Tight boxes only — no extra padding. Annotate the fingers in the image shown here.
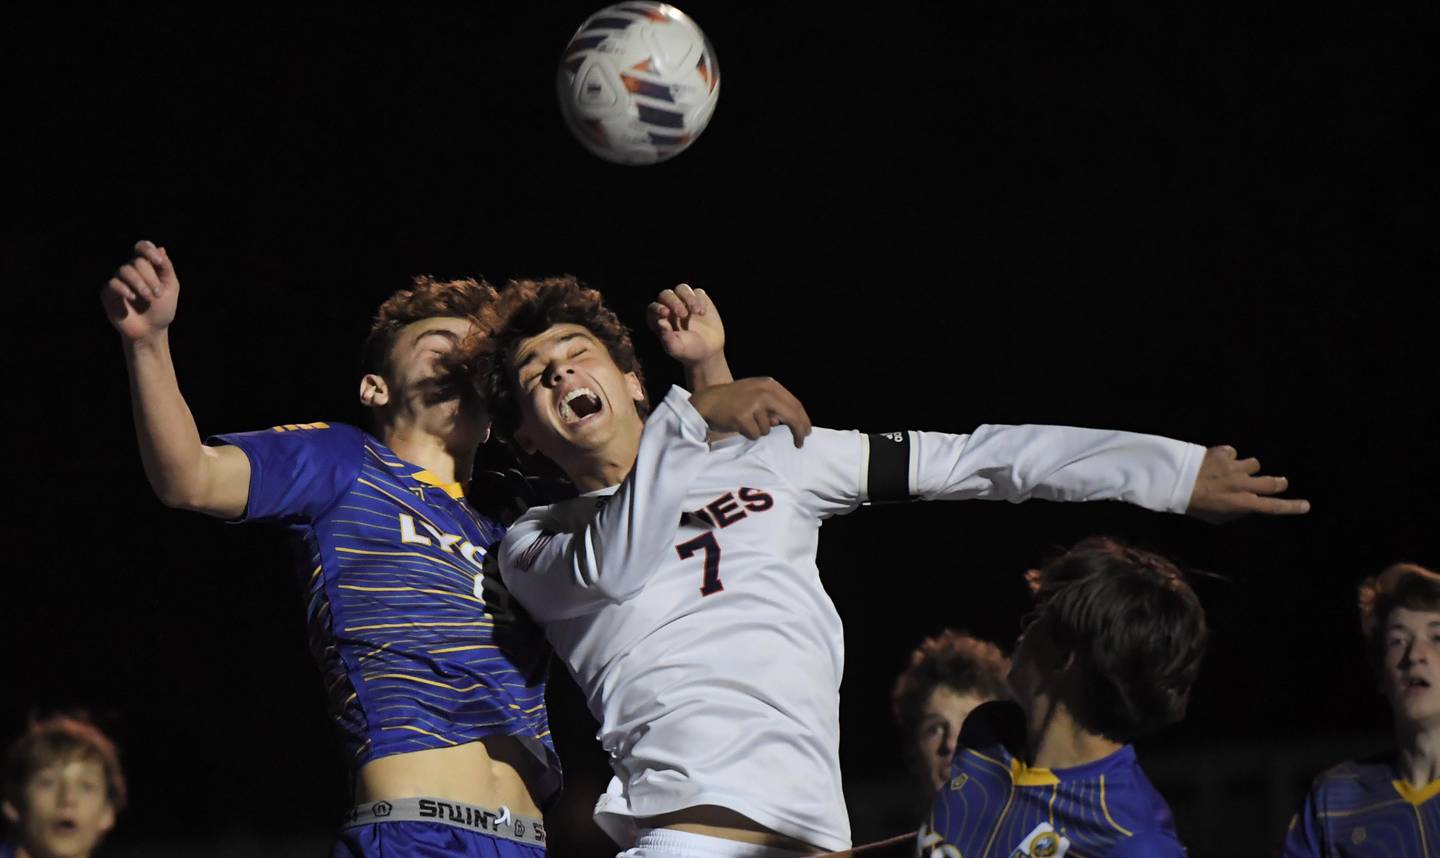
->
[691,286,716,315]
[1248,496,1312,515]
[1235,456,1261,476]
[761,381,812,447]
[116,263,157,302]
[656,288,689,328]
[105,276,139,304]
[673,283,705,315]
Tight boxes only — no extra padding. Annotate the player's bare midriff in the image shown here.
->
[354,737,546,816]
[641,805,819,853]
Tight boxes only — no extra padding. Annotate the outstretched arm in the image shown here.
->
[102,240,250,518]
[897,426,1305,520]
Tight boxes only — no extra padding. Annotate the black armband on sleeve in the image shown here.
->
[866,431,913,503]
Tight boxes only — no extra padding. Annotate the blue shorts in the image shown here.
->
[333,820,546,857]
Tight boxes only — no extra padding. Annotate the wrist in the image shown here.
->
[683,354,733,391]
[123,329,172,357]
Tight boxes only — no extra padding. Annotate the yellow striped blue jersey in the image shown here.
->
[212,422,556,795]
[919,703,1185,857]
[1283,756,1440,857]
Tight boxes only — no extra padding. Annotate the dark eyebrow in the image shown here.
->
[415,329,461,346]
[515,331,588,372]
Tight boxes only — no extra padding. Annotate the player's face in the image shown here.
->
[384,316,488,431]
[510,323,645,464]
[914,685,989,793]
[3,757,114,858]
[1380,607,1440,729]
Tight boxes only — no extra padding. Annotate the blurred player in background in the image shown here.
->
[890,631,1009,812]
[1282,562,1440,856]
[472,277,1307,858]
[919,537,1206,857]
[2,714,126,858]
[101,241,730,857]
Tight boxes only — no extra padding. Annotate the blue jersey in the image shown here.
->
[920,703,1184,858]
[213,422,556,794]
[1283,756,1440,857]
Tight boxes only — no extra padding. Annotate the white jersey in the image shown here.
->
[497,387,1204,852]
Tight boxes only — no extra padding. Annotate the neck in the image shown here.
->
[1395,719,1440,787]
[381,422,476,486]
[1026,698,1124,770]
[554,413,645,493]
[564,448,637,493]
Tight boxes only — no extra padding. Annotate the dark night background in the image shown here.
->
[2,3,1429,856]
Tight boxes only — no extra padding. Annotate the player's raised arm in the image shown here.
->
[645,283,733,391]
[102,240,251,519]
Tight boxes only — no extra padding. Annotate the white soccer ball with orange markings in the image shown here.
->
[557,3,720,165]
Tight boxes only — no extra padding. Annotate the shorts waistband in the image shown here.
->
[343,797,546,847]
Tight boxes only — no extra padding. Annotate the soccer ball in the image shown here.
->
[557,3,720,165]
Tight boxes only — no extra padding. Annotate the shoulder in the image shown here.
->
[1305,755,1396,805]
[214,420,364,454]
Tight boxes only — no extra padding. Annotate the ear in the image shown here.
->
[624,371,645,405]
[359,373,390,409]
[2,798,18,824]
[98,801,116,834]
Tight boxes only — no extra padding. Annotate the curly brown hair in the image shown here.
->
[361,275,502,379]
[3,713,126,814]
[1023,537,1208,742]
[1358,562,1440,668]
[469,276,649,447]
[890,630,1011,740]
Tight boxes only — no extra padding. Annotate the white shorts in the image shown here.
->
[618,828,813,858]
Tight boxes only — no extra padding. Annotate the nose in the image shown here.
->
[544,361,576,387]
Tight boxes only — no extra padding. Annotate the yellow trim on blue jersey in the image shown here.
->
[1048,782,1059,826]
[1319,798,1406,819]
[334,546,475,578]
[338,584,480,603]
[308,563,323,582]
[1100,775,1135,837]
[381,724,459,745]
[372,673,492,692]
[1392,777,1440,806]
[354,478,449,531]
[412,469,467,499]
[344,620,492,632]
[429,644,500,654]
[1010,757,1061,787]
[966,747,1011,773]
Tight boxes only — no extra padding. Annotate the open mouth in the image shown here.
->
[559,387,603,424]
[51,818,80,835]
[1405,676,1432,693]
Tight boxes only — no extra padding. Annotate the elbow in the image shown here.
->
[152,479,210,514]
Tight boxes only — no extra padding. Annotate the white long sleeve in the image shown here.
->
[902,424,1204,513]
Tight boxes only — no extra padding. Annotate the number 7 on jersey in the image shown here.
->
[676,532,723,596]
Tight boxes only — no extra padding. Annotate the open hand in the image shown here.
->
[1187,445,1310,523]
[102,240,179,342]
